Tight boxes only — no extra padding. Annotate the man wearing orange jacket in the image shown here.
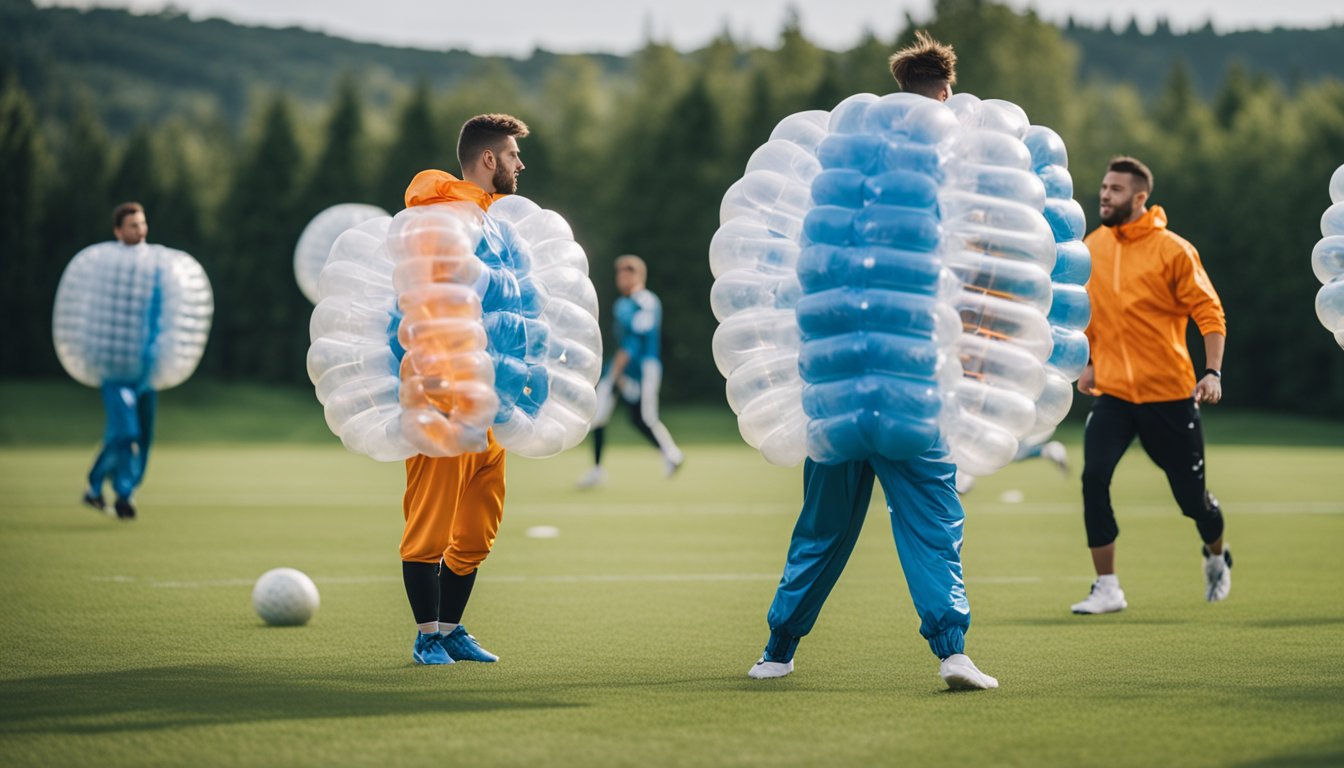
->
[1071,156,1231,615]
[399,114,528,665]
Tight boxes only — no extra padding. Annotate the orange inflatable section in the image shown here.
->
[386,174,498,456]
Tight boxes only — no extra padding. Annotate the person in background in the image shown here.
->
[1070,155,1230,615]
[577,254,684,488]
[82,202,156,522]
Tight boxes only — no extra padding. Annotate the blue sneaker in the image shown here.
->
[412,632,453,665]
[440,625,498,662]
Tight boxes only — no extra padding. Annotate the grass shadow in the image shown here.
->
[0,664,582,735]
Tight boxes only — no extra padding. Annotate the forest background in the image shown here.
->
[3,0,1343,416]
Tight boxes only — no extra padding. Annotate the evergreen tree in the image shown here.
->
[616,77,727,401]
[41,97,113,280]
[376,79,440,212]
[108,125,169,221]
[216,94,307,382]
[0,74,48,375]
[302,73,368,217]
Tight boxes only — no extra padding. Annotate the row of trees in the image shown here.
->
[3,0,1343,414]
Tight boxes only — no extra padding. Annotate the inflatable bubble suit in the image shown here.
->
[307,196,602,461]
[53,242,213,390]
[1312,163,1344,350]
[294,203,390,304]
[710,91,1089,476]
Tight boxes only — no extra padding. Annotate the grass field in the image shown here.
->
[1,380,1342,767]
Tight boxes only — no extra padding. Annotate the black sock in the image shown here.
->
[438,565,478,625]
[402,561,440,625]
[593,426,605,465]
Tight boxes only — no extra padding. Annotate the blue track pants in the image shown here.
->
[764,442,970,661]
[87,382,157,500]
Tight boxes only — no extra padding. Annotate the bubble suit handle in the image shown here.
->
[53,242,213,391]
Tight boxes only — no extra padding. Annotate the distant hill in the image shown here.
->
[3,0,1343,134]
[0,0,630,132]
[1062,18,1344,97]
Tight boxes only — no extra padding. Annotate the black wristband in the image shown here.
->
[1204,368,1221,379]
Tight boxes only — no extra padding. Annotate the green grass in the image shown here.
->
[1,381,1343,766]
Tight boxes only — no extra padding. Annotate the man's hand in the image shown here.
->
[1077,364,1100,396]
[1193,374,1222,404]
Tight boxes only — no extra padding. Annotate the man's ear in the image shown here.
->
[1134,189,1149,208]
[480,148,497,171]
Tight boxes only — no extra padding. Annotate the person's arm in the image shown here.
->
[1192,332,1224,404]
[607,349,631,383]
[1172,241,1226,405]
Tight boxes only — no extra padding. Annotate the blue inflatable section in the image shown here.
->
[1025,126,1091,384]
[475,217,550,421]
[795,104,956,464]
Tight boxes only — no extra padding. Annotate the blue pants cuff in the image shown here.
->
[764,629,800,663]
[927,626,966,659]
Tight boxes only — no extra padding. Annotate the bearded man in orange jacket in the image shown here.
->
[1071,156,1232,615]
[400,114,527,665]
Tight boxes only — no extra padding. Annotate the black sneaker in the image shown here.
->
[81,491,107,513]
[114,498,137,520]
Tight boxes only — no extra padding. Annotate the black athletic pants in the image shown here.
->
[1081,394,1224,548]
[592,398,661,465]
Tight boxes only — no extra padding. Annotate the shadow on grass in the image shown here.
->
[1245,617,1344,629]
[1233,746,1344,767]
[0,664,583,735]
[992,616,1189,627]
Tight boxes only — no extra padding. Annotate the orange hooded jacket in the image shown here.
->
[1083,205,1226,404]
[399,170,507,574]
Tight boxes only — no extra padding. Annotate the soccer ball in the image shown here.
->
[252,568,320,626]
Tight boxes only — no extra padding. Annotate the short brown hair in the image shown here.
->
[889,31,957,96]
[615,254,647,280]
[457,113,530,170]
[113,202,144,229]
[1108,156,1154,195]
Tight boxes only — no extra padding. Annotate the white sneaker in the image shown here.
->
[747,657,793,679]
[576,466,606,489]
[1041,441,1069,476]
[955,471,976,495]
[1203,546,1232,602]
[939,653,998,690]
[664,456,684,478]
[1071,579,1127,614]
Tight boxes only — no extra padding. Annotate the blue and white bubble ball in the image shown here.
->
[53,242,213,390]
[711,92,1089,476]
[1313,164,1344,349]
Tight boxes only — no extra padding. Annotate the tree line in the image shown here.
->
[2,0,1342,416]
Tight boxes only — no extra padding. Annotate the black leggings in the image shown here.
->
[593,398,660,465]
[1081,395,1224,548]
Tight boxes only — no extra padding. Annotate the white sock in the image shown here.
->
[1097,574,1119,588]
[439,622,459,635]
[417,621,439,635]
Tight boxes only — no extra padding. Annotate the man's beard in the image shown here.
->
[492,166,517,195]
[1100,199,1133,227]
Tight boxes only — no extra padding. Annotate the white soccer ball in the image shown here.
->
[252,568,320,626]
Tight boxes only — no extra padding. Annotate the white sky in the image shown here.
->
[36,0,1344,56]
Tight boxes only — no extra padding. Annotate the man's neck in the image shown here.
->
[461,169,493,195]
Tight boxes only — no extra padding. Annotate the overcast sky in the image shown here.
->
[36,0,1344,56]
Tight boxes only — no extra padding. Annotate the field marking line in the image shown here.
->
[11,497,1344,515]
[90,572,1057,589]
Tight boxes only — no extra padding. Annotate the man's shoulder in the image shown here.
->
[1152,227,1200,260]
